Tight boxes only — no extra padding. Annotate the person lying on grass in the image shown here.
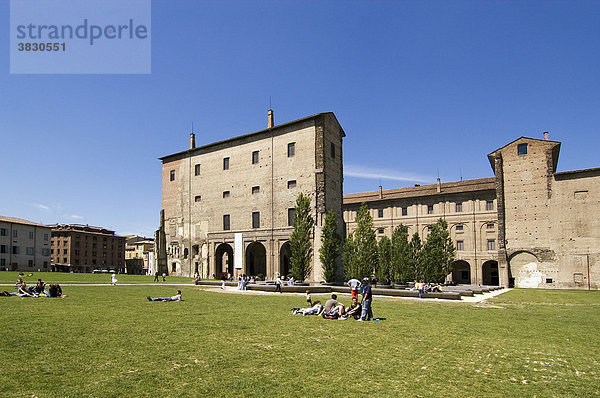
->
[147,290,182,302]
[292,301,323,316]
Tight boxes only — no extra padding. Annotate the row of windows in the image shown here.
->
[170,141,338,181]
[0,245,51,256]
[375,201,495,218]
[0,228,49,240]
[0,258,49,267]
[52,251,122,258]
[221,209,296,231]
[455,239,495,251]
[193,180,297,203]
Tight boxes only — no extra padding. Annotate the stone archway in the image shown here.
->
[280,241,291,277]
[451,260,471,284]
[215,243,233,278]
[246,241,267,278]
[482,260,499,286]
[509,251,541,288]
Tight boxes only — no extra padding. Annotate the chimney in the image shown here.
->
[190,132,196,149]
[378,185,383,199]
[437,178,441,193]
[268,109,274,129]
[543,131,549,141]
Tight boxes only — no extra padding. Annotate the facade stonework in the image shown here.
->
[158,112,345,281]
[344,135,600,289]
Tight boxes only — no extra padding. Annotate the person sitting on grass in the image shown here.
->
[147,290,182,302]
[17,282,37,297]
[292,301,324,316]
[322,294,344,319]
[48,284,67,298]
[342,297,362,320]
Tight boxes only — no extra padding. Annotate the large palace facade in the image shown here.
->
[158,112,599,289]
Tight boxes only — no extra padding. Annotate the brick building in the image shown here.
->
[0,216,52,271]
[156,111,345,280]
[344,134,600,289]
[50,224,126,273]
[125,235,154,275]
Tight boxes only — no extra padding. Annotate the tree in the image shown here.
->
[422,218,455,282]
[290,193,314,281]
[319,210,341,283]
[352,202,379,279]
[391,224,411,282]
[409,232,423,281]
[376,236,392,283]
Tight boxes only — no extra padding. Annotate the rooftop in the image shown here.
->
[0,216,49,228]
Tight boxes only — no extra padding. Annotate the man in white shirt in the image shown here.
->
[347,278,361,299]
[275,275,283,293]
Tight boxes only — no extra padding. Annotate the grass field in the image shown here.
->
[0,271,194,284]
[1,273,599,397]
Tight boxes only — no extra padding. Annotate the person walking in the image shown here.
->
[111,272,118,286]
[162,273,166,282]
[359,277,373,321]
[275,274,283,293]
[153,272,159,282]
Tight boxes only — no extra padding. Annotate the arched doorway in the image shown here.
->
[246,241,266,278]
[280,241,291,277]
[215,243,233,278]
[509,251,541,288]
[482,260,499,286]
[451,260,471,284]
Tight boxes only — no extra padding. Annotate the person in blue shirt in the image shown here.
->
[359,278,373,321]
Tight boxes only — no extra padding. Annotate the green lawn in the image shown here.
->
[1,285,598,397]
[0,271,194,284]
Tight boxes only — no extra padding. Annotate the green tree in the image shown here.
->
[376,236,392,283]
[391,224,411,282]
[353,202,379,279]
[422,218,456,282]
[319,210,341,283]
[409,232,423,281]
[290,193,314,281]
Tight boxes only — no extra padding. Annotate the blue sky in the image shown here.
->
[2,0,600,237]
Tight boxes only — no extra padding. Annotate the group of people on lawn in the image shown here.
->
[293,277,375,321]
[1,277,66,298]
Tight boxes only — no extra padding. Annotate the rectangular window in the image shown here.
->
[546,278,553,284]
[0,245,6,253]
[223,191,230,198]
[43,261,48,268]
[12,246,20,254]
[169,170,175,181]
[455,202,462,212]
[223,157,230,170]
[287,180,296,189]
[0,228,6,236]
[378,228,384,234]
[401,207,408,216]
[252,186,260,194]
[42,248,50,256]
[26,247,35,255]
[0,259,5,266]
[29,231,34,239]
[287,142,295,157]
[517,143,528,155]
[194,195,201,202]
[486,200,494,211]
[330,143,335,159]
[456,240,464,251]
[378,209,384,218]
[288,208,295,227]
[456,224,463,231]
[194,164,201,176]
[43,233,48,241]
[487,223,494,230]
[74,250,80,255]
[28,260,33,267]
[252,212,260,229]
[252,151,259,164]
[427,204,434,214]
[63,249,67,254]
[487,239,496,251]
[223,215,230,231]
[13,230,18,238]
